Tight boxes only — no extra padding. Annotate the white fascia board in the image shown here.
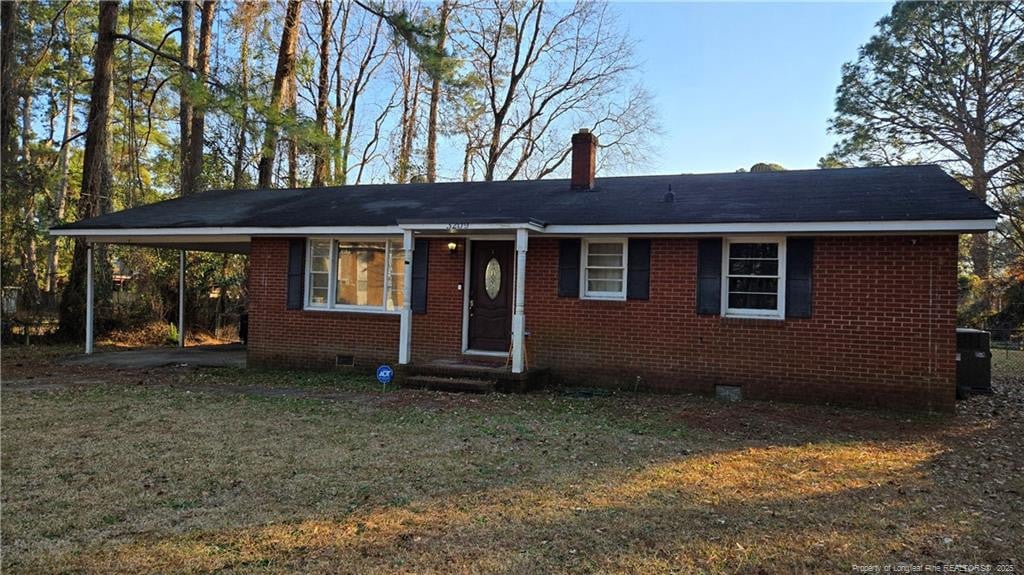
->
[49,218,997,239]
[50,226,403,237]
[541,219,997,235]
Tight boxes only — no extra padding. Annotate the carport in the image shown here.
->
[48,228,250,354]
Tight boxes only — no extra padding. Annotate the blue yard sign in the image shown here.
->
[376,364,394,386]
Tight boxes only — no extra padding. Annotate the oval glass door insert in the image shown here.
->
[484,257,501,299]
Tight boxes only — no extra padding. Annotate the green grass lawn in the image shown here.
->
[2,348,1021,574]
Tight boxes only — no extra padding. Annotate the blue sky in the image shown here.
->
[617,1,893,174]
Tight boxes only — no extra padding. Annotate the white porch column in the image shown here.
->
[178,250,185,348]
[85,243,94,354]
[511,228,528,373]
[399,229,414,365]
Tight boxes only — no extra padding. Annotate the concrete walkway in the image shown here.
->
[61,343,246,369]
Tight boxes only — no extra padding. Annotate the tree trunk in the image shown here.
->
[23,195,40,307]
[970,161,991,278]
[340,18,384,186]
[20,78,32,162]
[44,91,56,145]
[231,4,253,189]
[483,95,511,183]
[395,53,413,183]
[333,50,343,184]
[47,79,75,294]
[311,0,331,187]
[21,85,40,307]
[0,1,17,160]
[185,0,215,195]
[178,0,194,196]
[396,66,421,183]
[424,0,449,183]
[286,71,298,188]
[59,0,117,340]
[257,0,302,189]
[332,2,349,184]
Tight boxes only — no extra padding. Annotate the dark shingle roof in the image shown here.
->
[55,164,997,231]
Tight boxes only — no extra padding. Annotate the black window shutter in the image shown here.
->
[558,239,581,297]
[785,237,814,318]
[626,239,651,300]
[286,238,305,310]
[696,238,722,315]
[411,238,429,314]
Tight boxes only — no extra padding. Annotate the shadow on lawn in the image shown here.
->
[4,355,1021,574]
[41,413,1020,574]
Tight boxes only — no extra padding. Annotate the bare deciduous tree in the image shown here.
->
[456,0,657,182]
[392,40,423,183]
[310,0,333,186]
[338,13,388,184]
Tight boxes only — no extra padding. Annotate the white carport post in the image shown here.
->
[178,250,185,348]
[511,228,528,374]
[399,229,414,365]
[85,243,94,354]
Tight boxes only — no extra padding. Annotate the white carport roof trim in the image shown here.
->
[49,226,403,237]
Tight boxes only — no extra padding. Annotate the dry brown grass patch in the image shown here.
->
[2,353,1021,573]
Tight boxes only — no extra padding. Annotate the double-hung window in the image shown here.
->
[306,238,405,312]
[581,239,628,300]
[723,238,785,318]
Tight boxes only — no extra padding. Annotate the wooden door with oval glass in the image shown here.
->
[468,241,514,352]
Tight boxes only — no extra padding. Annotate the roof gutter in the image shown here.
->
[49,218,996,240]
[541,219,997,235]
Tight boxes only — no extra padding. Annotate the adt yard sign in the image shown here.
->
[376,364,394,386]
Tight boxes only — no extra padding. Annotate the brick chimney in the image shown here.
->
[570,129,597,190]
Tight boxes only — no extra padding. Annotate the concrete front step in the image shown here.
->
[404,375,498,394]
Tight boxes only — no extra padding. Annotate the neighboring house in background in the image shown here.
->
[52,130,998,411]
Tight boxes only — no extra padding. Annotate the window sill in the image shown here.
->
[580,294,627,302]
[720,315,786,327]
[302,306,401,316]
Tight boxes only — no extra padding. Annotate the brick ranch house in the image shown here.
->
[53,130,997,411]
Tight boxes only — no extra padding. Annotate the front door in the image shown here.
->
[468,241,514,352]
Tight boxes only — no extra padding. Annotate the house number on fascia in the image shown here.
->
[446,223,470,232]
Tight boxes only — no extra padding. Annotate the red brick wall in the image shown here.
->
[523,236,958,411]
[247,237,465,369]
[248,235,959,411]
[411,238,466,362]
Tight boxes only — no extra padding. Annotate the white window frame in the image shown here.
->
[580,238,628,301]
[304,237,404,314]
[305,238,333,308]
[721,236,786,319]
